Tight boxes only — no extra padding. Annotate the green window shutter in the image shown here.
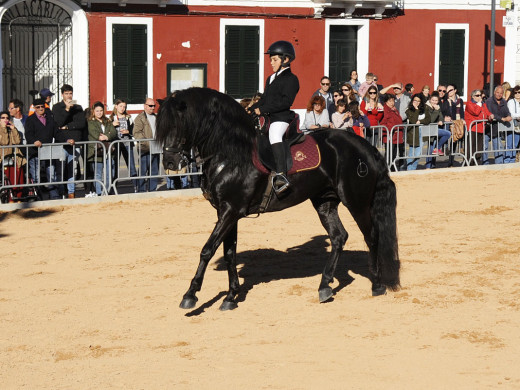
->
[225,26,259,99]
[113,24,147,104]
[439,29,465,95]
[329,25,357,89]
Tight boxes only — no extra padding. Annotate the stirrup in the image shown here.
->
[272,173,290,194]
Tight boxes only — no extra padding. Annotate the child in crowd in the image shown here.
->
[357,72,377,100]
[348,101,370,138]
[331,99,352,129]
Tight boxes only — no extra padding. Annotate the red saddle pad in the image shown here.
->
[252,135,321,175]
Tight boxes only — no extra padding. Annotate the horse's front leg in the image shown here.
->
[179,207,239,310]
[219,222,239,311]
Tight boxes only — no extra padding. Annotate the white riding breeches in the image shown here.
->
[269,121,289,144]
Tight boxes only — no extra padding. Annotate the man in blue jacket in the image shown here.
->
[485,85,512,164]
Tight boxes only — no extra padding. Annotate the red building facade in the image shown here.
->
[0,1,507,111]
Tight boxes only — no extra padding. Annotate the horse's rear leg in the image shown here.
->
[312,198,348,303]
[352,210,387,296]
[219,223,239,311]
[179,208,239,310]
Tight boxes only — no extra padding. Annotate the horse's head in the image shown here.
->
[156,94,192,172]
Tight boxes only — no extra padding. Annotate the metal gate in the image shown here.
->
[1,0,72,108]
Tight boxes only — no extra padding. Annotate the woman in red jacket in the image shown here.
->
[380,94,405,171]
[465,89,492,165]
[360,85,384,147]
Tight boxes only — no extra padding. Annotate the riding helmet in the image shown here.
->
[265,40,296,63]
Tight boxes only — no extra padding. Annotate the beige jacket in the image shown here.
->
[0,125,26,168]
[133,112,155,154]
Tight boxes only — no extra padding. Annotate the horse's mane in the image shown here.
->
[156,88,256,167]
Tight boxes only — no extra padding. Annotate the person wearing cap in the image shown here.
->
[25,97,68,199]
[249,40,299,194]
[28,88,54,116]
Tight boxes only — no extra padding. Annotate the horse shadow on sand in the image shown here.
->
[0,208,56,239]
[185,235,376,315]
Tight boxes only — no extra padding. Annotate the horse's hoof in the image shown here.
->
[179,296,198,309]
[219,300,238,311]
[372,285,387,297]
[319,287,333,303]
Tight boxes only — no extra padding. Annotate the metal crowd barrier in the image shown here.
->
[1,138,202,202]
[386,122,469,171]
[1,140,109,201]
[107,138,201,195]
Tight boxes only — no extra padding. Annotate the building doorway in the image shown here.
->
[329,25,357,90]
[1,0,73,108]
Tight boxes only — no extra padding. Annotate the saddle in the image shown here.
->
[253,115,322,175]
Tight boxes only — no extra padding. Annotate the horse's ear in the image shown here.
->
[157,98,165,105]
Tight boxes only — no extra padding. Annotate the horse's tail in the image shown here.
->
[370,160,400,291]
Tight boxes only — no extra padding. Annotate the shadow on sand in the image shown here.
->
[185,235,375,315]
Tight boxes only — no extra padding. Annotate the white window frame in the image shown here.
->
[219,18,265,95]
[324,19,370,82]
[106,17,153,111]
[435,23,469,100]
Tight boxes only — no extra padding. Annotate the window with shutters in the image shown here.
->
[112,24,147,104]
[435,24,469,99]
[225,25,259,99]
[106,17,153,110]
[439,30,465,96]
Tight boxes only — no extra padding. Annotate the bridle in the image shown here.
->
[162,146,190,171]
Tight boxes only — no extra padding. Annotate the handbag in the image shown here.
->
[451,120,465,141]
[96,140,115,154]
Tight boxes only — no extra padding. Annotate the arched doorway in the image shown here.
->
[1,0,73,108]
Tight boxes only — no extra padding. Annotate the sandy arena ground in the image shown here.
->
[1,166,519,389]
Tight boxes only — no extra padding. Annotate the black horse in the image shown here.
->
[156,87,400,311]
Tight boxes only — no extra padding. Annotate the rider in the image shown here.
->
[251,40,300,194]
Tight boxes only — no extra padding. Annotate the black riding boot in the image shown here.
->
[271,142,290,194]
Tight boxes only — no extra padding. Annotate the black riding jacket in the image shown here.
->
[252,67,300,123]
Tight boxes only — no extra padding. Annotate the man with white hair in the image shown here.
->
[133,98,161,191]
[484,85,512,164]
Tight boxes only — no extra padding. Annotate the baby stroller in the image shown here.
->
[1,154,37,203]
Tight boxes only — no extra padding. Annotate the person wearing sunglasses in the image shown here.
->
[133,98,161,192]
[440,84,465,166]
[465,89,492,165]
[301,95,331,132]
[1,110,27,200]
[360,86,384,147]
[340,83,357,105]
[436,85,447,102]
[25,98,64,199]
[312,76,335,120]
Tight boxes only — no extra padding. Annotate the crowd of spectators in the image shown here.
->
[2,74,520,203]
[304,71,520,170]
[1,84,199,203]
